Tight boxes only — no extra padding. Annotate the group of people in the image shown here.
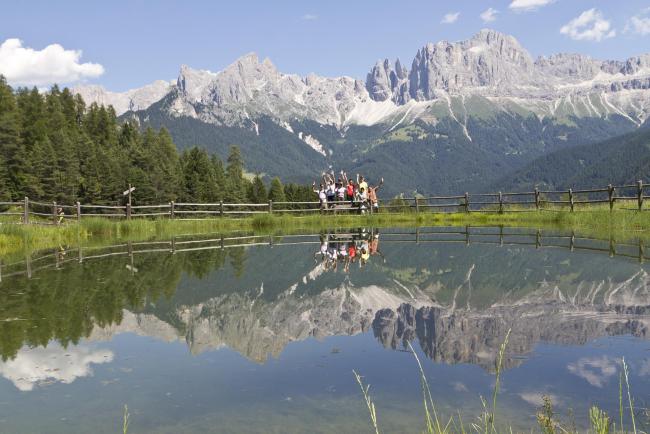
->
[312,170,383,213]
[315,228,384,272]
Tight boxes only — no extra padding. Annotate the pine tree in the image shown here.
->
[248,175,267,203]
[268,177,286,203]
[180,147,219,202]
[46,87,79,202]
[225,145,246,203]
[155,128,182,201]
[211,155,226,201]
[15,87,47,198]
[0,76,20,200]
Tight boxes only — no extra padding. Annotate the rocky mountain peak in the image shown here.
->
[364,29,537,102]
[176,64,217,102]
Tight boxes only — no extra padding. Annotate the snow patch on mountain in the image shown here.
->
[298,132,326,156]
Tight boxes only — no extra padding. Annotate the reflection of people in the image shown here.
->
[56,245,66,268]
[369,230,385,262]
[313,229,384,273]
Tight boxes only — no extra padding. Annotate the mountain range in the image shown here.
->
[73,29,650,195]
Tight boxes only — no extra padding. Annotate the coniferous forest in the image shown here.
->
[0,77,315,206]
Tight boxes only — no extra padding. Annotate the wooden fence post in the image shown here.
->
[76,201,81,222]
[170,201,175,219]
[639,239,645,263]
[499,225,504,246]
[534,188,540,211]
[126,203,131,220]
[568,188,574,212]
[465,225,470,245]
[570,231,575,252]
[23,197,29,224]
[25,252,32,279]
[608,184,614,212]
[535,229,541,248]
[414,197,419,214]
[498,191,503,214]
[464,192,470,213]
[220,201,224,217]
[637,180,644,211]
[52,201,57,225]
[268,200,273,214]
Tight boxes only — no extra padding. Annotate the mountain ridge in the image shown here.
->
[72,29,650,194]
[75,29,650,127]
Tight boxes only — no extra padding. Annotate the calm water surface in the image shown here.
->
[0,227,649,433]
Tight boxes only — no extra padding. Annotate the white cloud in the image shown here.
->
[509,0,554,12]
[301,14,318,21]
[441,12,460,24]
[0,343,113,391]
[0,38,104,87]
[451,381,468,392]
[560,9,616,42]
[625,8,650,35]
[567,356,618,388]
[519,392,562,407]
[480,8,499,23]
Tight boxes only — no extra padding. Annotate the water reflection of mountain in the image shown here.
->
[1,229,649,370]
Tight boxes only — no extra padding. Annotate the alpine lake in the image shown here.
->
[1,226,649,433]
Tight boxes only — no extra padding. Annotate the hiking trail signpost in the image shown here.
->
[123,184,136,219]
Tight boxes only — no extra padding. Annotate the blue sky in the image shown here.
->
[1,0,650,91]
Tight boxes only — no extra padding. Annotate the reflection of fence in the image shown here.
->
[1,180,649,224]
[0,227,646,281]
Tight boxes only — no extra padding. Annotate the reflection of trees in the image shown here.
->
[228,247,246,278]
[0,247,246,361]
[181,248,227,278]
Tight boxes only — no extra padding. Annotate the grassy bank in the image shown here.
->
[2,207,650,256]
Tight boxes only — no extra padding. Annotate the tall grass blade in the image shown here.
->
[353,370,380,434]
[619,371,624,433]
[406,341,446,433]
[490,328,511,433]
[622,357,637,434]
[122,404,130,434]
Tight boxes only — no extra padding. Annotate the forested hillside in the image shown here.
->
[128,91,637,197]
[0,78,313,206]
[490,126,650,192]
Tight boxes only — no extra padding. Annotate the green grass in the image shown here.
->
[3,204,650,257]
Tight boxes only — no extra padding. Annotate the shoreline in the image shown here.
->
[3,208,650,257]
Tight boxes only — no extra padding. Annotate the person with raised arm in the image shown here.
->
[323,171,336,204]
[313,181,328,211]
[342,172,356,206]
[367,177,384,212]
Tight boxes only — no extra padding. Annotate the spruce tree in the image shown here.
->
[210,155,226,201]
[268,177,286,203]
[225,145,246,203]
[248,175,267,203]
[0,76,20,200]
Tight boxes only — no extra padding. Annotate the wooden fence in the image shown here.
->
[0,227,647,281]
[1,180,649,224]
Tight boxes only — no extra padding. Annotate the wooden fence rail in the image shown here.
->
[1,180,649,225]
